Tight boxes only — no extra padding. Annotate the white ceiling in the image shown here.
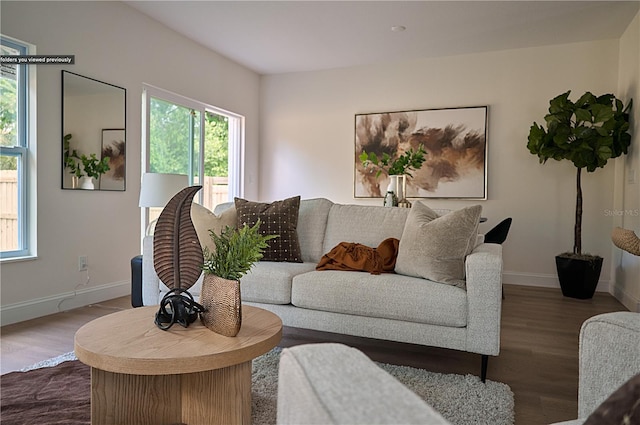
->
[126,1,640,75]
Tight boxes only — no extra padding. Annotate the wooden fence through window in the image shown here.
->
[201,176,230,210]
[0,171,18,251]
[0,173,229,250]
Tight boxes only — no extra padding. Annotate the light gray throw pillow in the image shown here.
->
[395,202,482,288]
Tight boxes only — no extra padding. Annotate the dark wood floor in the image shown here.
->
[0,284,628,424]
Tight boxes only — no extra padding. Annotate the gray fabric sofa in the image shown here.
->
[553,311,640,425]
[142,198,504,379]
[277,343,451,425]
[276,312,640,425]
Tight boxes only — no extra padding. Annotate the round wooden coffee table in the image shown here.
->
[74,304,282,425]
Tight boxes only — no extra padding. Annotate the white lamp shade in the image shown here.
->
[139,173,189,208]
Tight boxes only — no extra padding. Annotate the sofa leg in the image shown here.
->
[480,355,488,383]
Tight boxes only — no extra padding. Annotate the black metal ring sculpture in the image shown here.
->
[154,288,206,331]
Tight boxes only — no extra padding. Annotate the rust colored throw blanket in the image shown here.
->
[316,238,400,275]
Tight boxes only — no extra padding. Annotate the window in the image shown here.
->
[142,85,243,227]
[1,35,35,259]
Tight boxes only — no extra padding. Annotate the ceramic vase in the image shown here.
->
[200,274,242,337]
[392,175,407,201]
[383,190,397,207]
[79,176,94,190]
[384,177,398,207]
[386,175,407,206]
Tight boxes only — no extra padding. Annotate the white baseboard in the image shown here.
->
[609,282,640,312]
[503,271,610,293]
[0,280,130,326]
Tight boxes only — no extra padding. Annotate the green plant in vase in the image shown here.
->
[359,144,427,178]
[200,220,278,336]
[360,144,427,205]
[527,90,632,299]
[63,133,110,189]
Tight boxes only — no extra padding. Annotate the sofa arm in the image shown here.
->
[577,311,640,418]
[277,343,450,425]
[464,243,503,356]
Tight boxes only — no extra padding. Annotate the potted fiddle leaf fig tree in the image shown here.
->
[527,90,632,299]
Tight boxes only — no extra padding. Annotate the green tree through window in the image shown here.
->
[149,98,198,175]
[146,88,236,215]
[1,43,18,170]
[204,111,228,178]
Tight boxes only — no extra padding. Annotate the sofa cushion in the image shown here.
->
[235,196,303,263]
[323,204,410,254]
[240,261,318,304]
[395,202,482,288]
[297,198,334,263]
[291,270,467,327]
[191,203,237,254]
[213,201,234,215]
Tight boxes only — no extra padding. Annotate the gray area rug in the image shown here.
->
[23,347,514,425]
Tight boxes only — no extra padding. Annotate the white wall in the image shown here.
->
[0,1,261,324]
[260,36,637,300]
[613,12,640,312]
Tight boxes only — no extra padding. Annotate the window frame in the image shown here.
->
[141,84,244,233]
[1,35,36,261]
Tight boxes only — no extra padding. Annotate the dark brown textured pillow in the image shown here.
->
[584,373,640,425]
[234,196,303,263]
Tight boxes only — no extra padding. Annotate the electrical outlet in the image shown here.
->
[628,168,637,184]
[78,256,88,271]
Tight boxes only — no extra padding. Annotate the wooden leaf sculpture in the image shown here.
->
[153,185,204,290]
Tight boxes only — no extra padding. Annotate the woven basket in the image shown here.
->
[200,274,242,337]
[611,227,640,257]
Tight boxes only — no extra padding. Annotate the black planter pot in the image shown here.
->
[555,255,603,299]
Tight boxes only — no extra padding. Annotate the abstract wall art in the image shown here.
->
[355,106,488,199]
[99,128,126,191]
